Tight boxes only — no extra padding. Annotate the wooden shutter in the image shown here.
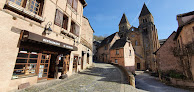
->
[54,9,63,27]
[38,0,44,16]
[22,0,27,8]
[62,16,68,30]
[67,0,73,6]
[73,0,78,10]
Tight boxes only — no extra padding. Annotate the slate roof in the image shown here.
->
[139,3,151,18]
[111,38,128,49]
[99,32,118,48]
[159,39,167,46]
[177,11,194,17]
[119,13,130,25]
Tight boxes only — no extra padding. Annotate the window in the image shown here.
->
[54,9,69,30]
[131,35,135,37]
[28,0,41,15]
[116,49,119,55]
[62,15,68,30]
[87,53,89,64]
[12,51,51,79]
[9,0,24,6]
[143,28,148,35]
[135,40,138,46]
[70,21,80,36]
[104,46,107,50]
[146,44,148,48]
[115,59,118,63]
[67,0,78,11]
[129,50,131,56]
[13,52,38,79]
[9,0,44,16]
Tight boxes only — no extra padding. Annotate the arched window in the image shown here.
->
[135,40,138,46]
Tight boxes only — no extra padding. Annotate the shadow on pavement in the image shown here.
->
[79,63,128,84]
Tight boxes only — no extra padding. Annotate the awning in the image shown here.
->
[22,31,78,51]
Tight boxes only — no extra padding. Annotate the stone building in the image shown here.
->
[154,32,182,73]
[174,11,194,80]
[93,40,101,61]
[97,32,120,63]
[0,0,94,91]
[110,37,135,73]
[118,3,160,71]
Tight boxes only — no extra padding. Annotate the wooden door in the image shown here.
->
[73,56,78,72]
[137,63,141,70]
[81,57,83,69]
[37,54,51,80]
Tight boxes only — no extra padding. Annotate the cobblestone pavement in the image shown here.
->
[18,63,144,92]
[135,71,191,92]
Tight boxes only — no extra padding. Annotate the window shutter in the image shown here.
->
[73,0,78,10]
[54,9,63,27]
[22,0,27,8]
[62,17,68,30]
[67,0,73,6]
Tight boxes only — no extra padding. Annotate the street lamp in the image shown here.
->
[44,21,52,35]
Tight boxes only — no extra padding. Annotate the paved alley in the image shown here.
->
[18,63,143,92]
[135,71,191,92]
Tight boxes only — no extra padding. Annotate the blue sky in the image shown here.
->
[83,0,194,40]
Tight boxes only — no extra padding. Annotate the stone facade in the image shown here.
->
[118,4,160,71]
[0,0,94,91]
[155,32,182,73]
[97,32,120,63]
[110,38,135,73]
[174,11,194,80]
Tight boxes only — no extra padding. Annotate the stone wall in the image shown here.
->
[156,32,182,73]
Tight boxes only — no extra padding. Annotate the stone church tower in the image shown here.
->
[118,3,160,71]
[119,13,131,38]
[138,3,160,71]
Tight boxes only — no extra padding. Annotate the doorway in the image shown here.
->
[137,63,141,70]
[73,55,78,72]
[81,53,84,69]
[48,54,58,79]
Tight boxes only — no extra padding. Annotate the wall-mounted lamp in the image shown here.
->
[44,21,52,35]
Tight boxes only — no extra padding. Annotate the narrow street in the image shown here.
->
[18,63,143,92]
[135,71,190,92]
